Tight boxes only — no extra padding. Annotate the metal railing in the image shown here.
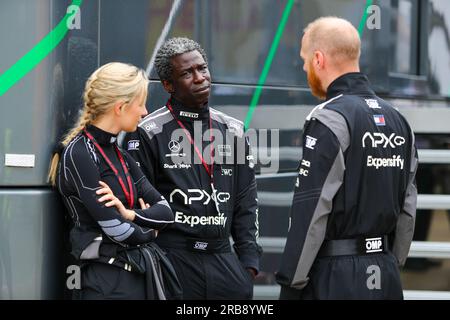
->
[418,149,450,164]
[254,285,450,300]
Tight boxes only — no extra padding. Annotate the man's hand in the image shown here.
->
[246,268,257,280]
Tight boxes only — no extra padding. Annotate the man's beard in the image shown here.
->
[307,60,327,100]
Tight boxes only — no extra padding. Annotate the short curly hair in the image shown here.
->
[154,37,208,82]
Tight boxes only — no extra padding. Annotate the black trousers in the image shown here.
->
[163,248,254,300]
[77,262,148,300]
[279,285,303,300]
[279,253,403,300]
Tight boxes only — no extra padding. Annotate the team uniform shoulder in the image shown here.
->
[306,94,344,121]
[305,95,350,151]
[210,107,244,138]
[59,134,100,194]
[62,134,99,167]
[138,106,172,138]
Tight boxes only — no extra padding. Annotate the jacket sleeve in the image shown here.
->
[392,130,418,266]
[124,151,174,229]
[276,118,345,290]
[231,135,262,272]
[61,138,157,246]
[122,127,158,184]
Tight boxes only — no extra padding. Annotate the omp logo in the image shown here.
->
[194,241,208,250]
[144,122,157,131]
[170,189,230,205]
[305,135,317,150]
[127,140,140,151]
[362,132,406,148]
[180,111,199,118]
[365,237,383,253]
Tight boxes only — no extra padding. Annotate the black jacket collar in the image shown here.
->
[169,97,210,122]
[326,72,375,100]
[85,124,118,145]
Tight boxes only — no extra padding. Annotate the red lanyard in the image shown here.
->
[166,99,214,180]
[83,129,134,209]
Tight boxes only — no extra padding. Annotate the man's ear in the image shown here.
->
[162,80,174,94]
[314,50,325,70]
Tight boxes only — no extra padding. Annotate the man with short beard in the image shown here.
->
[276,17,417,299]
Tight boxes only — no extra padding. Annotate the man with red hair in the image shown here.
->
[277,17,418,300]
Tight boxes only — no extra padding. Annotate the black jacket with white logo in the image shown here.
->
[276,73,417,298]
[123,99,261,272]
[57,125,174,260]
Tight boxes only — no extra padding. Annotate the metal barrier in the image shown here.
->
[254,285,450,300]
[417,149,450,164]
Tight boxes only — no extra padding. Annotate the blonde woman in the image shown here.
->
[48,62,176,300]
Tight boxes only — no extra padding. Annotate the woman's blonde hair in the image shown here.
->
[48,62,149,185]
